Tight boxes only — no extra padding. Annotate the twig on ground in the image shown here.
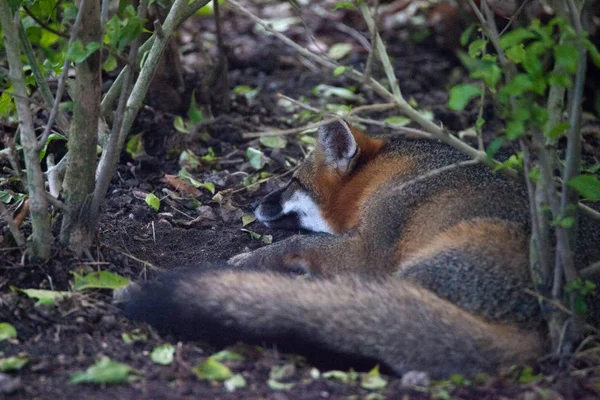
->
[101,244,165,271]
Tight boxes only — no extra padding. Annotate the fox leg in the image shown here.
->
[229,233,396,278]
[117,269,544,378]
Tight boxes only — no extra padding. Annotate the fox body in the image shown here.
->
[118,120,600,378]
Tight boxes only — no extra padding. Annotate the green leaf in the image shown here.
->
[71,357,137,384]
[103,54,118,72]
[486,137,505,159]
[179,151,201,170]
[568,175,600,202]
[505,44,526,64]
[122,331,148,344]
[360,365,388,390]
[0,323,17,341]
[201,182,216,195]
[499,28,537,49]
[471,63,502,88]
[313,85,361,101]
[549,71,572,88]
[242,213,256,227]
[17,288,71,306]
[125,134,143,157]
[67,41,102,63]
[328,43,352,60]
[267,380,295,390]
[584,38,600,68]
[193,358,233,381]
[448,84,482,111]
[145,193,161,211]
[333,1,355,10]
[233,85,260,102]
[468,39,487,58]
[262,235,273,244]
[150,344,175,365]
[210,350,245,362]
[460,25,475,47]
[501,74,533,96]
[72,271,130,291]
[384,116,411,126]
[506,120,525,140]
[545,122,570,140]
[0,356,28,372]
[240,229,261,240]
[333,66,347,76]
[246,147,267,170]
[260,136,287,149]
[188,90,204,124]
[39,132,67,160]
[517,366,542,384]
[174,116,190,133]
[224,374,247,391]
[322,370,358,383]
[554,44,578,74]
[0,190,26,204]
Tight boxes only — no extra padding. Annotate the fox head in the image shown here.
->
[254,120,385,233]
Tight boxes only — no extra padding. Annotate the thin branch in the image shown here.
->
[0,0,51,258]
[94,0,149,207]
[45,192,66,210]
[498,0,530,36]
[36,1,87,149]
[580,261,600,280]
[390,160,480,196]
[357,0,402,99]
[18,23,70,133]
[23,6,69,38]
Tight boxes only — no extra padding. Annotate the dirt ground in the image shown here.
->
[2,1,600,399]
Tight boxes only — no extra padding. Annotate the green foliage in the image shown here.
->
[568,174,600,202]
[15,287,72,306]
[150,344,175,365]
[454,16,600,158]
[125,134,143,157]
[333,66,347,76]
[145,193,161,211]
[360,365,387,390]
[328,43,352,60]
[0,356,29,372]
[260,136,287,149]
[384,116,411,126]
[71,357,137,384]
[39,133,67,160]
[448,84,482,111]
[565,278,597,316]
[193,358,233,381]
[72,271,130,291]
[0,322,17,341]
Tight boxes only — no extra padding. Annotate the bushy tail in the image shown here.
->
[116,269,543,378]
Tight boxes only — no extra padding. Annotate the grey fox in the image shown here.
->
[116,120,600,378]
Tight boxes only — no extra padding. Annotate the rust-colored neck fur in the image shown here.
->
[314,128,412,233]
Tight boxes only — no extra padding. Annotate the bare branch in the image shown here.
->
[0,0,51,258]
[36,1,87,150]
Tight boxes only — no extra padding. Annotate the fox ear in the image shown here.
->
[317,120,359,174]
